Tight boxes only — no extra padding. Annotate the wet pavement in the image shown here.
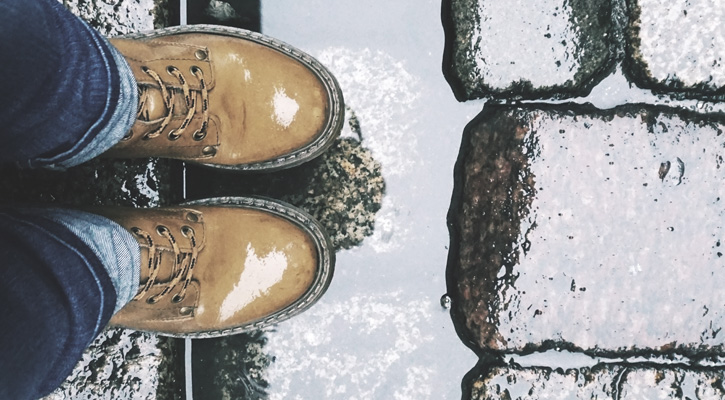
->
[188,1,482,398]
[445,0,725,398]
[5,0,725,398]
[450,104,725,358]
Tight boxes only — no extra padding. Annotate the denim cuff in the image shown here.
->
[34,208,141,314]
[41,30,137,170]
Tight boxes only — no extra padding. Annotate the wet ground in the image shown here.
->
[186,1,483,398]
[14,0,479,399]
[6,0,724,399]
[445,0,725,398]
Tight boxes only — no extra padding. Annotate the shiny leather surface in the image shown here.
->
[106,31,329,165]
[95,205,318,335]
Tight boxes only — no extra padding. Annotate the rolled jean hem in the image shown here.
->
[39,32,137,170]
[31,208,141,313]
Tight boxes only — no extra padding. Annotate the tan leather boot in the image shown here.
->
[93,197,334,338]
[104,25,344,171]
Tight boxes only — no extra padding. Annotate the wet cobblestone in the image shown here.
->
[468,365,725,399]
[443,0,616,101]
[449,104,725,358]
[625,0,725,100]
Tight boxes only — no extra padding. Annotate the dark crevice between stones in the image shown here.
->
[192,331,270,400]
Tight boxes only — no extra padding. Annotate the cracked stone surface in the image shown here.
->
[448,104,725,358]
[625,0,725,99]
[443,0,616,101]
[468,365,725,399]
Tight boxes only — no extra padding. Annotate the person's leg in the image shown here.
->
[0,208,140,399]
[0,0,137,169]
[0,1,142,397]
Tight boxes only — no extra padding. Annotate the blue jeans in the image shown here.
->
[0,0,140,398]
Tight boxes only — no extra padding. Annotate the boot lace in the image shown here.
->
[131,224,199,304]
[133,65,210,142]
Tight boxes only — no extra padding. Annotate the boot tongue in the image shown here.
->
[138,86,170,121]
[139,86,191,121]
[138,247,181,283]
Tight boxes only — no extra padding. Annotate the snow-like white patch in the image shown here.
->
[271,87,299,128]
[265,292,435,400]
[219,244,288,321]
[317,48,421,176]
[366,195,408,253]
[119,159,161,207]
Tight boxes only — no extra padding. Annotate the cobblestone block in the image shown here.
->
[625,0,725,99]
[448,104,725,358]
[443,0,616,101]
[468,365,725,399]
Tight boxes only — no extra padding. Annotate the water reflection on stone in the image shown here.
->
[468,364,725,399]
[448,104,725,360]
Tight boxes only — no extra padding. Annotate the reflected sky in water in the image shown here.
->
[256,0,482,398]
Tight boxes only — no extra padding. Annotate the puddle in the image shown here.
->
[178,0,482,398]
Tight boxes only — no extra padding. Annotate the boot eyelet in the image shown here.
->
[194,49,208,61]
[166,66,177,74]
[172,294,185,303]
[168,130,181,141]
[186,212,200,223]
[190,66,201,75]
[156,225,169,235]
[131,227,143,236]
[181,226,194,237]
[147,297,159,304]
[121,131,133,141]
[202,146,217,156]
[192,130,207,141]
[179,306,194,316]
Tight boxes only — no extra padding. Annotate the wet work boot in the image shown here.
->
[92,197,334,338]
[104,25,344,171]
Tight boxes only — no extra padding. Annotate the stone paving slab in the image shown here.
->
[467,364,725,399]
[443,0,616,101]
[447,104,725,358]
[624,0,725,100]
